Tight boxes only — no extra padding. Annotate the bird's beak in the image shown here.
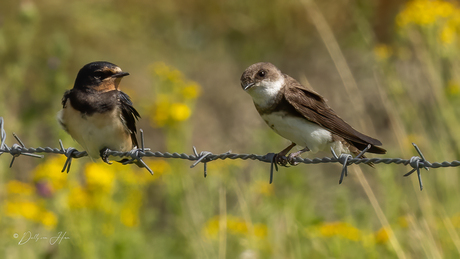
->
[112,72,130,78]
[241,81,255,91]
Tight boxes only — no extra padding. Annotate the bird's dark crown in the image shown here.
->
[74,61,128,90]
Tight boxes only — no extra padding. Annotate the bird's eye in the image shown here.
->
[94,71,110,79]
[257,70,266,77]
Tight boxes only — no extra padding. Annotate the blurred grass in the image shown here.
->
[2,0,460,258]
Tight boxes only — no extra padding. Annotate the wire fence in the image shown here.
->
[1,117,460,190]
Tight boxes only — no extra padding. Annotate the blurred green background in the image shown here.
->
[2,0,460,258]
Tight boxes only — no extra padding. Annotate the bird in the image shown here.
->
[58,61,142,166]
[240,62,386,166]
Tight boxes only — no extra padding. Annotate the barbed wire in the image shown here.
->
[1,117,460,190]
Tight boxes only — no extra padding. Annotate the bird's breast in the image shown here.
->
[261,112,333,153]
[57,99,132,159]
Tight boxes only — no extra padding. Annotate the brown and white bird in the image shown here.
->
[240,62,386,166]
[58,61,141,165]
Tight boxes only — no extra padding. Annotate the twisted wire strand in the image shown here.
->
[1,117,459,190]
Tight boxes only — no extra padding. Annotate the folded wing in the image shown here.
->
[283,76,386,154]
[118,91,141,148]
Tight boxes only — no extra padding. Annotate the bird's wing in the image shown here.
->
[283,76,383,147]
[118,91,141,148]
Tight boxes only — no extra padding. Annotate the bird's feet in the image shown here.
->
[274,153,289,167]
[274,142,297,166]
[287,153,300,166]
[274,153,299,166]
[281,147,310,166]
[99,148,113,165]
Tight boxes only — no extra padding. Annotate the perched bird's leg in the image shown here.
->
[287,146,310,166]
[99,148,113,165]
[275,142,296,166]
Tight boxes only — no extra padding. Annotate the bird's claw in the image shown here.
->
[100,148,113,165]
[287,153,299,166]
[274,154,289,167]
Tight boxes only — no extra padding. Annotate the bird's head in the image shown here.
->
[74,61,129,92]
[240,62,285,106]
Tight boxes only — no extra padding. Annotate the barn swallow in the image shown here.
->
[241,62,386,166]
[58,61,142,166]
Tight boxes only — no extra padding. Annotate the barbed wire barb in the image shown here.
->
[403,143,429,191]
[59,139,80,173]
[356,144,372,161]
[267,153,278,184]
[6,132,44,168]
[191,146,213,178]
[120,129,154,175]
[333,144,373,184]
[331,147,352,184]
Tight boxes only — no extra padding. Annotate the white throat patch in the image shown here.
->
[247,76,285,108]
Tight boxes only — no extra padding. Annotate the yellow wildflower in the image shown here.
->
[118,190,143,227]
[166,69,183,84]
[396,0,458,27]
[182,82,201,99]
[254,223,268,238]
[202,215,268,240]
[151,62,184,84]
[19,201,41,221]
[33,156,68,191]
[227,216,248,235]
[439,23,456,44]
[117,159,170,185]
[6,200,38,220]
[84,162,116,193]
[147,159,170,175]
[149,62,201,128]
[170,103,191,121]
[41,211,58,229]
[5,201,20,218]
[317,222,361,241]
[203,216,220,239]
[6,180,35,196]
[67,186,91,209]
[139,159,170,181]
[396,0,460,48]
[374,226,391,244]
[5,199,58,228]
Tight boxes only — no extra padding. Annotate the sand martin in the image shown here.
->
[241,62,386,166]
[58,61,142,166]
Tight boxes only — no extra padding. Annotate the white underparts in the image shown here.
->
[57,99,132,160]
[262,112,350,155]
